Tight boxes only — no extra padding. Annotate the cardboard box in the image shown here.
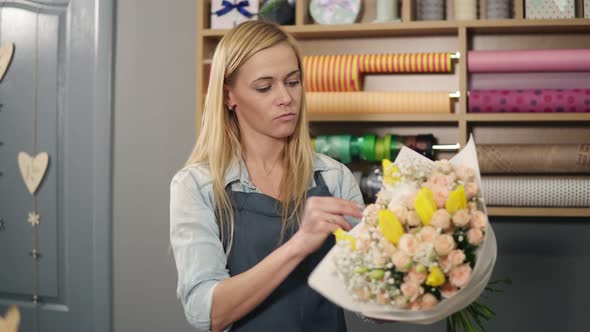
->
[525,0,575,19]
[210,0,258,29]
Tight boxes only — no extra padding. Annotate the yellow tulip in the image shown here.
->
[333,228,356,251]
[426,266,446,287]
[378,209,404,244]
[382,159,400,185]
[446,185,467,214]
[414,187,437,226]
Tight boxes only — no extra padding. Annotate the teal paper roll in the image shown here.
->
[314,135,353,163]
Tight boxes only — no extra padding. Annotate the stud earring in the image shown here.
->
[227,105,236,112]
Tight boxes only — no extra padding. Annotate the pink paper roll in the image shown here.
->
[468,89,590,113]
[468,49,590,73]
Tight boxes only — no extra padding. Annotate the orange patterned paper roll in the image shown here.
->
[303,55,361,92]
[357,53,452,74]
[303,53,453,92]
[306,92,451,113]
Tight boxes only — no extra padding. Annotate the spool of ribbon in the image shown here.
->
[468,89,590,113]
[214,0,256,18]
[303,53,454,92]
[306,91,452,113]
[314,135,353,163]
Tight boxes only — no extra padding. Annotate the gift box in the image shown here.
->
[525,0,575,19]
[210,0,258,29]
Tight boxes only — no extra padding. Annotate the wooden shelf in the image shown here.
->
[465,113,590,122]
[308,113,459,123]
[196,0,590,218]
[201,19,590,39]
[488,207,590,217]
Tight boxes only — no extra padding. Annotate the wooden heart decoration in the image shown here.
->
[18,152,49,195]
[0,305,20,332]
[0,42,15,81]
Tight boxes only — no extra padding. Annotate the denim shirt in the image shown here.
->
[169,153,363,331]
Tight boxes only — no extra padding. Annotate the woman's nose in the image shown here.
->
[276,83,293,106]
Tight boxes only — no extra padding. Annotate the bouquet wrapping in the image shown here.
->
[309,137,497,324]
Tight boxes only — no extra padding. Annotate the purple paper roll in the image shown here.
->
[468,49,590,73]
[469,89,590,113]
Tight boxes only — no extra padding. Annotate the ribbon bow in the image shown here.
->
[215,0,255,18]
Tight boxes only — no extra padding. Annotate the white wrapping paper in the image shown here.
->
[308,136,498,324]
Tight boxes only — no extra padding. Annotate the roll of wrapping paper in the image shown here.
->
[306,91,452,113]
[314,135,353,163]
[481,176,590,207]
[468,49,590,73]
[303,53,453,92]
[469,89,590,113]
[478,144,590,174]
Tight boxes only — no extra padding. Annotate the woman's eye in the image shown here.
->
[255,86,271,93]
[287,80,300,87]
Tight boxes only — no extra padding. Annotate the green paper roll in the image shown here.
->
[314,135,353,163]
[375,137,385,161]
[383,134,392,160]
[350,136,364,158]
[362,134,377,162]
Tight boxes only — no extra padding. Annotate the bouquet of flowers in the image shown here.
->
[309,137,497,328]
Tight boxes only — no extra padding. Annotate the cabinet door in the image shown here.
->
[0,0,112,331]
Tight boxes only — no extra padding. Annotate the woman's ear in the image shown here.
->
[224,86,236,112]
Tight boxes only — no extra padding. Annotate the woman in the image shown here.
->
[170,20,364,332]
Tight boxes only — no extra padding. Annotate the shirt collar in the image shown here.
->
[223,153,329,188]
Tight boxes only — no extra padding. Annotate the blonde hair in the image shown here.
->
[184,21,314,253]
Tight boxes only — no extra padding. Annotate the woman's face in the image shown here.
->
[225,42,302,141]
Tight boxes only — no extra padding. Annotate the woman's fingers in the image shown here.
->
[316,212,352,231]
[307,196,363,219]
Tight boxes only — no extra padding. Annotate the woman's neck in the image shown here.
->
[240,132,286,175]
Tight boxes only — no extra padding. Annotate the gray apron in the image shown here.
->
[223,171,347,332]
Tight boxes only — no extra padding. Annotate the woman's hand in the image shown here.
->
[291,196,363,257]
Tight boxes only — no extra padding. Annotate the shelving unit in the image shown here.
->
[196,0,590,217]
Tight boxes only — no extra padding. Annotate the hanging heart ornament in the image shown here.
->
[18,152,49,195]
[0,41,15,81]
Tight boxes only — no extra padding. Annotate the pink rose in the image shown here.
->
[398,234,419,256]
[401,281,424,302]
[452,209,472,228]
[395,296,409,309]
[431,209,451,230]
[464,182,479,200]
[377,291,389,305]
[470,210,488,230]
[434,234,455,256]
[430,174,452,188]
[440,255,453,272]
[418,226,438,243]
[392,251,412,272]
[404,267,427,284]
[441,282,459,298]
[433,186,450,209]
[448,249,466,266]
[449,264,472,288]
[381,239,397,257]
[388,205,408,225]
[467,202,478,212]
[407,211,421,227]
[409,300,422,311]
[405,192,417,210]
[420,293,439,309]
[467,228,484,246]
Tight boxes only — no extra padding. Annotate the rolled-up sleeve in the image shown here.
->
[170,172,230,331]
[339,163,365,227]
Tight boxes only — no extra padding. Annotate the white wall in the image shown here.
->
[113,1,197,331]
